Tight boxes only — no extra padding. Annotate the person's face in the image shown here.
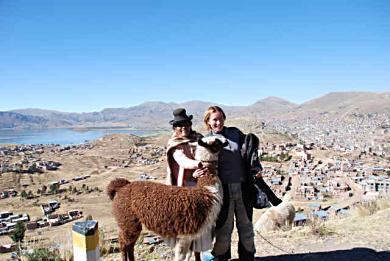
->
[173,122,192,137]
[207,111,225,133]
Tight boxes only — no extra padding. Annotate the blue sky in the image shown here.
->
[1,0,389,112]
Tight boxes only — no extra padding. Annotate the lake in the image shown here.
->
[0,128,164,145]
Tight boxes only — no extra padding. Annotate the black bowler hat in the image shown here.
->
[169,108,193,125]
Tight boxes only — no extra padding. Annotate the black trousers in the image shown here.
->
[213,182,255,261]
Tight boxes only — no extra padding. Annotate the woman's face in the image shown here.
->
[207,111,225,133]
[173,122,191,138]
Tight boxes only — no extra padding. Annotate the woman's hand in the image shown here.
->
[255,172,262,178]
[193,167,208,178]
[198,161,213,168]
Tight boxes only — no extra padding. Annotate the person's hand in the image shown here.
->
[200,161,214,168]
[193,167,208,178]
[255,172,263,178]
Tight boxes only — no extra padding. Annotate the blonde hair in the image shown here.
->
[203,106,226,131]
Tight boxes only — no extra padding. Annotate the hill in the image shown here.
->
[3,91,390,130]
[248,96,297,115]
[298,92,390,115]
[0,111,48,129]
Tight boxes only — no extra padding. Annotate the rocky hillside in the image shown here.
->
[0,111,48,129]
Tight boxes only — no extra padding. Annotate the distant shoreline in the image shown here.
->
[0,126,168,131]
[0,128,169,146]
[70,126,165,132]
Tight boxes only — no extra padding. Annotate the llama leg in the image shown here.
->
[119,229,129,261]
[119,220,142,261]
[184,248,193,261]
[287,214,295,229]
[175,239,191,261]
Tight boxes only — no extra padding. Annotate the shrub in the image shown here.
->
[353,199,387,217]
[279,152,292,161]
[322,192,333,199]
[308,217,334,237]
[50,183,60,194]
[260,155,279,162]
[85,214,93,221]
[99,228,110,257]
[20,190,27,198]
[9,221,26,243]
[27,191,34,199]
[23,248,62,261]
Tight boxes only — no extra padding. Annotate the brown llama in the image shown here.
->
[107,136,227,261]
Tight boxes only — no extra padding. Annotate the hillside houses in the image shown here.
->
[128,144,165,166]
[0,173,94,202]
[329,178,351,196]
[41,200,61,215]
[0,199,83,237]
[0,212,30,236]
[0,143,95,174]
[0,189,17,199]
[0,158,61,174]
[359,177,390,194]
[265,113,389,158]
[261,138,389,202]
[0,145,45,157]
[25,210,83,230]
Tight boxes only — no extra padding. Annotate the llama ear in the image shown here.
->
[198,138,207,148]
[221,139,229,147]
[215,138,228,148]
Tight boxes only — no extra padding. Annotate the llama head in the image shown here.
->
[195,136,228,163]
[195,136,225,209]
[282,192,293,202]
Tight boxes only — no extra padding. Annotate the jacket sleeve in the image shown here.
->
[256,177,282,206]
[241,133,263,176]
[250,149,263,173]
[172,144,200,169]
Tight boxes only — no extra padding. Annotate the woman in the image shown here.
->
[165,108,213,261]
[204,106,255,261]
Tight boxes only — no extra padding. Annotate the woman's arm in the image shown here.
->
[172,144,201,169]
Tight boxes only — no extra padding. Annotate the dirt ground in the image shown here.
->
[99,207,390,261]
[1,134,389,260]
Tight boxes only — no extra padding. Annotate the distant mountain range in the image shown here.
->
[1,92,389,130]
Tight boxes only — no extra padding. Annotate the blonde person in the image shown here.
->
[204,106,255,261]
[165,108,214,261]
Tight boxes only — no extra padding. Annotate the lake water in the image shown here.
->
[0,128,163,145]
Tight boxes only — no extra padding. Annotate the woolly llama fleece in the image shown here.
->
[254,193,295,232]
[107,136,227,261]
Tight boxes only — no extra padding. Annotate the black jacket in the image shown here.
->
[242,133,263,176]
[242,133,282,206]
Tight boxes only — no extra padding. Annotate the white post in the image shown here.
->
[72,220,100,261]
